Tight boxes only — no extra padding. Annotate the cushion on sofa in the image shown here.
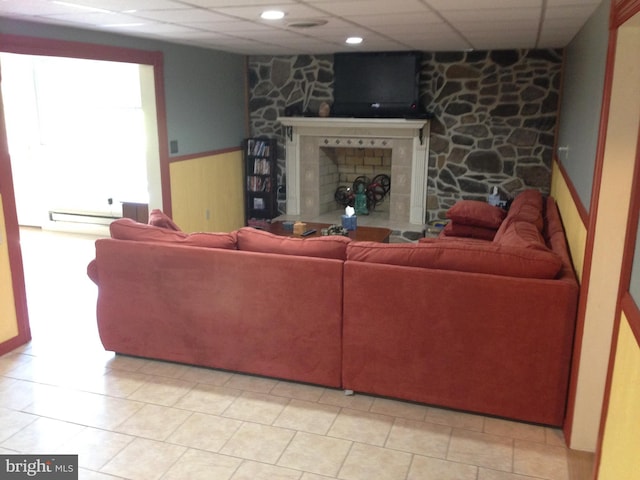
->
[148,209,181,231]
[544,197,565,239]
[496,220,548,251]
[446,200,506,229]
[442,221,497,240]
[236,226,351,260]
[110,218,237,249]
[506,189,544,231]
[346,240,562,279]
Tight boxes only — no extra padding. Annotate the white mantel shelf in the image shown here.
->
[278,117,428,142]
[279,116,431,226]
[278,116,428,130]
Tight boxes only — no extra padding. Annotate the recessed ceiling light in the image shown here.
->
[261,10,285,20]
[346,36,363,45]
[287,19,328,28]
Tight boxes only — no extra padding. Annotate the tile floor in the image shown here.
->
[0,227,594,480]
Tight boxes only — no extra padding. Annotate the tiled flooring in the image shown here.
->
[0,227,594,480]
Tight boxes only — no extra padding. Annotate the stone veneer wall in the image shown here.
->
[248,50,563,220]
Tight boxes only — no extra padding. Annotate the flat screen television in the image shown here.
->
[332,51,422,118]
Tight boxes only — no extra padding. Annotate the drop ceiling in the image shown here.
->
[0,0,603,55]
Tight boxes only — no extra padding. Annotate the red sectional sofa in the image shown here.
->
[87,190,578,426]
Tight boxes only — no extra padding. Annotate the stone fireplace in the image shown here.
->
[279,117,429,225]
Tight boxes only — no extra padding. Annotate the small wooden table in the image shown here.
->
[268,221,392,243]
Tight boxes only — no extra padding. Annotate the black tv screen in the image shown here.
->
[332,51,421,118]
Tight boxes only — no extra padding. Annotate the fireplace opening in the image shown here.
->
[319,147,392,219]
[280,117,429,226]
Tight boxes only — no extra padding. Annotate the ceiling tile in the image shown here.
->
[42,11,146,26]
[544,4,600,20]
[179,0,295,7]
[65,0,187,10]
[0,0,605,54]
[0,0,80,15]
[311,0,427,17]
[130,8,230,22]
[442,7,542,22]
[352,12,442,27]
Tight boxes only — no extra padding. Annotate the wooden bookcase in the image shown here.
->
[244,138,278,225]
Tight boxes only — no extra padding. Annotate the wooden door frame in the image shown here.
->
[0,34,169,355]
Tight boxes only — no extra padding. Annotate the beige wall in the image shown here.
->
[556,16,640,453]
[170,150,245,233]
[550,162,587,281]
[597,313,640,478]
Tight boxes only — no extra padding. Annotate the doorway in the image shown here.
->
[0,52,160,234]
[0,35,168,354]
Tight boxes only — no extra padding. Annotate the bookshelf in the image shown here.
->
[244,138,277,225]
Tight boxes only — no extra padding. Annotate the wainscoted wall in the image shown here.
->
[248,50,562,220]
[169,150,244,233]
[551,161,587,281]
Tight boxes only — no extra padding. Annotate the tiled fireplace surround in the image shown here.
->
[279,117,430,227]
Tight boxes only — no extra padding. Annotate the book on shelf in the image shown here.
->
[253,158,270,175]
[246,139,271,157]
[247,176,272,192]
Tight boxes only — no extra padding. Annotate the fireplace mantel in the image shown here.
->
[279,117,428,137]
[278,117,430,225]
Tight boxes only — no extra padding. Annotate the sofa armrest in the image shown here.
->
[87,259,99,284]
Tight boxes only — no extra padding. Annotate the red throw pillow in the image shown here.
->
[236,227,350,260]
[110,218,237,249]
[148,209,181,231]
[446,200,506,229]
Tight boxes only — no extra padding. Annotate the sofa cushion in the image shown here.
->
[544,197,565,239]
[110,218,237,249]
[148,209,181,231]
[236,226,350,260]
[347,240,562,279]
[442,221,497,241]
[496,220,548,251]
[446,200,506,229]
[506,189,544,231]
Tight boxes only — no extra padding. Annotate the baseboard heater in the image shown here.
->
[48,210,121,226]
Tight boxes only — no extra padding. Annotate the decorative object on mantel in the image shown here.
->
[318,101,330,117]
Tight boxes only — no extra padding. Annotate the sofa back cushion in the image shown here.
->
[236,227,350,260]
[110,218,237,249]
[505,189,544,230]
[496,220,548,251]
[346,240,562,279]
[442,222,497,241]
